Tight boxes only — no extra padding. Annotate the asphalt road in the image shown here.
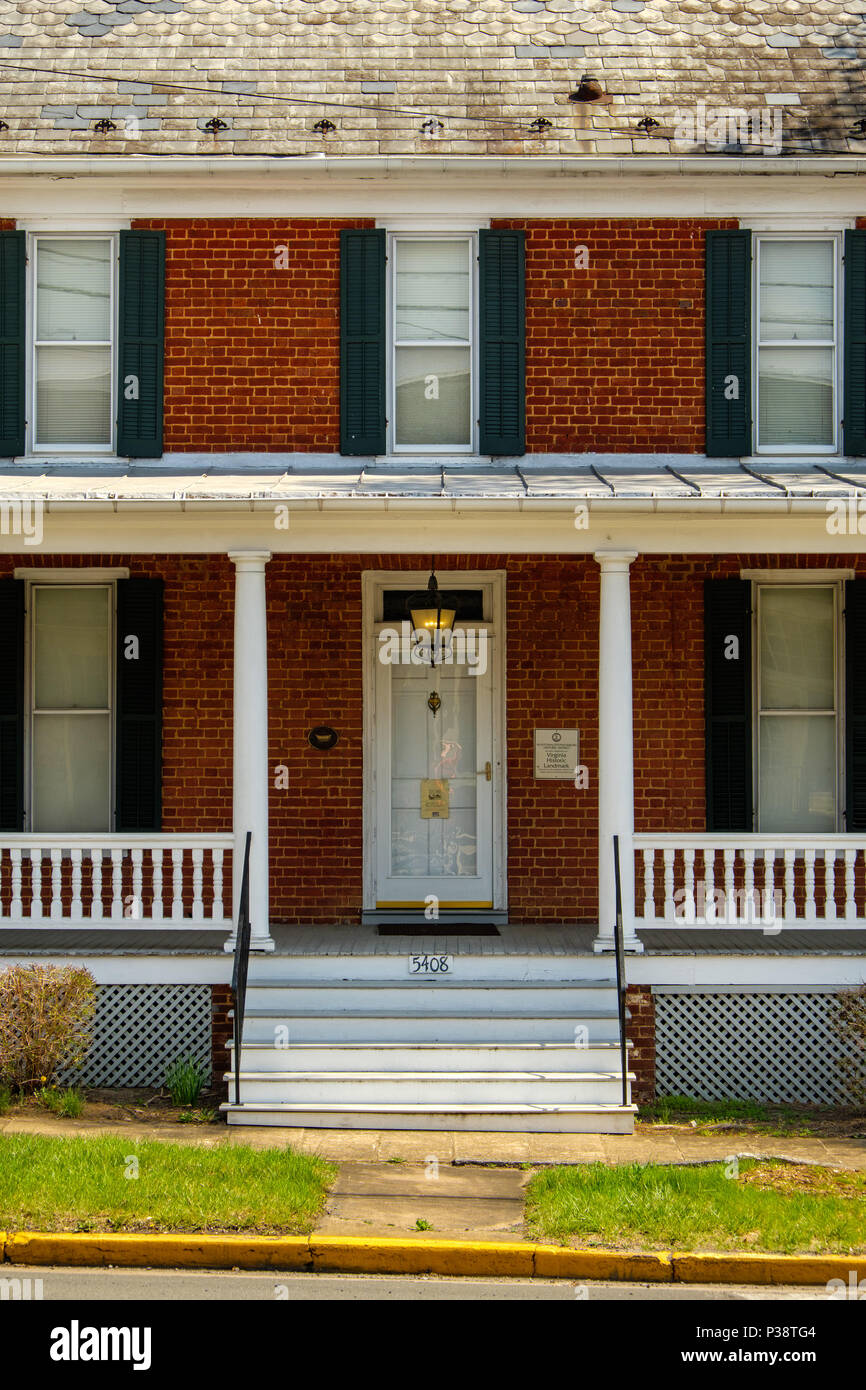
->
[1,1266,849,1300]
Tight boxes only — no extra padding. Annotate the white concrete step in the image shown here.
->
[240,1010,622,1043]
[221,1101,637,1134]
[246,954,616,984]
[224,1070,634,1106]
[244,980,618,1012]
[228,1040,628,1072]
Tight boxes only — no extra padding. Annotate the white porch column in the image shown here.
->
[594,551,642,953]
[227,551,273,952]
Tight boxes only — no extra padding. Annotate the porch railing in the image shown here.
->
[0,833,234,929]
[633,833,866,928]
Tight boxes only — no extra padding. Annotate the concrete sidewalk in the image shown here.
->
[2,1110,864,1170]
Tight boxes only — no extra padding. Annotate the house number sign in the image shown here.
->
[534,728,579,779]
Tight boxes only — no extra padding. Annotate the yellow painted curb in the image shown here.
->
[3,1232,865,1285]
[535,1247,673,1281]
[6,1232,312,1271]
[672,1252,866,1287]
[310,1235,535,1277]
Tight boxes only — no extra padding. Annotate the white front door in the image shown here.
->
[373,625,496,910]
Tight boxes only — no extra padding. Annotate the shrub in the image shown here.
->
[834,985,866,1107]
[0,964,96,1093]
[164,1056,207,1107]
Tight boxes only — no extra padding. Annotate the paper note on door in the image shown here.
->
[420,778,450,819]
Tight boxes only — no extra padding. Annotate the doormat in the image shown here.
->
[378,924,501,936]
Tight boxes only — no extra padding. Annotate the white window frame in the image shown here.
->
[24,578,116,833]
[752,232,842,456]
[28,232,118,455]
[386,231,478,456]
[752,579,844,833]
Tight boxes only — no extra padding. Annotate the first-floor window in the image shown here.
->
[30,583,113,832]
[391,234,474,451]
[33,235,115,450]
[755,235,838,452]
[755,583,839,832]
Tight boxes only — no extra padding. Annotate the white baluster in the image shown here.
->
[70,848,83,921]
[823,849,837,923]
[50,848,63,921]
[642,849,655,922]
[89,850,103,922]
[743,847,755,925]
[10,848,22,922]
[804,848,816,923]
[784,848,796,922]
[662,848,675,923]
[110,849,123,921]
[723,848,735,924]
[702,848,716,923]
[683,848,696,924]
[191,847,204,922]
[171,848,184,922]
[151,847,164,922]
[131,848,143,921]
[29,849,42,920]
[212,847,224,922]
[845,849,857,923]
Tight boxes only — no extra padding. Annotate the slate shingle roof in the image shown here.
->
[0,0,863,157]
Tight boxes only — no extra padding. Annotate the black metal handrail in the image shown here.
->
[231,830,252,1108]
[612,834,630,1109]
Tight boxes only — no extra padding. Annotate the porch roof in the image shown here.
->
[3,456,866,506]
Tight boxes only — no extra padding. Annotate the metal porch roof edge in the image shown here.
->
[2,456,866,505]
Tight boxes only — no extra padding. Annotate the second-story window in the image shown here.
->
[33,236,115,450]
[755,236,839,453]
[391,235,474,452]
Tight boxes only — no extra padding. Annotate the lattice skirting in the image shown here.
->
[59,985,212,1088]
[655,990,865,1106]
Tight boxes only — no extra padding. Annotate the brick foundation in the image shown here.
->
[625,984,656,1105]
[211,984,233,1096]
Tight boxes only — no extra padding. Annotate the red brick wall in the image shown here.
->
[131,218,373,453]
[492,218,738,453]
[4,551,863,925]
[626,984,656,1105]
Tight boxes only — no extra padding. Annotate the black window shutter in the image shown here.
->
[844,229,866,457]
[117,229,165,458]
[705,578,752,831]
[845,578,866,829]
[479,228,525,456]
[116,577,163,831]
[340,228,386,455]
[705,229,751,458]
[0,578,24,829]
[0,230,26,457]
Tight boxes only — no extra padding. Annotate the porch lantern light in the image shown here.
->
[407,561,456,666]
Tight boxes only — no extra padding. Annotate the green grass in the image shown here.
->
[525,1161,866,1255]
[641,1095,805,1127]
[0,1085,12,1116]
[0,1133,336,1236]
[163,1057,207,1107]
[35,1085,86,1119]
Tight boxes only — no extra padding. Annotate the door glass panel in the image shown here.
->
[390,666,477,877]
[758,715,836,832]
[34,586,111,710]
[32,713,111,832]
[759,587,834,710]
